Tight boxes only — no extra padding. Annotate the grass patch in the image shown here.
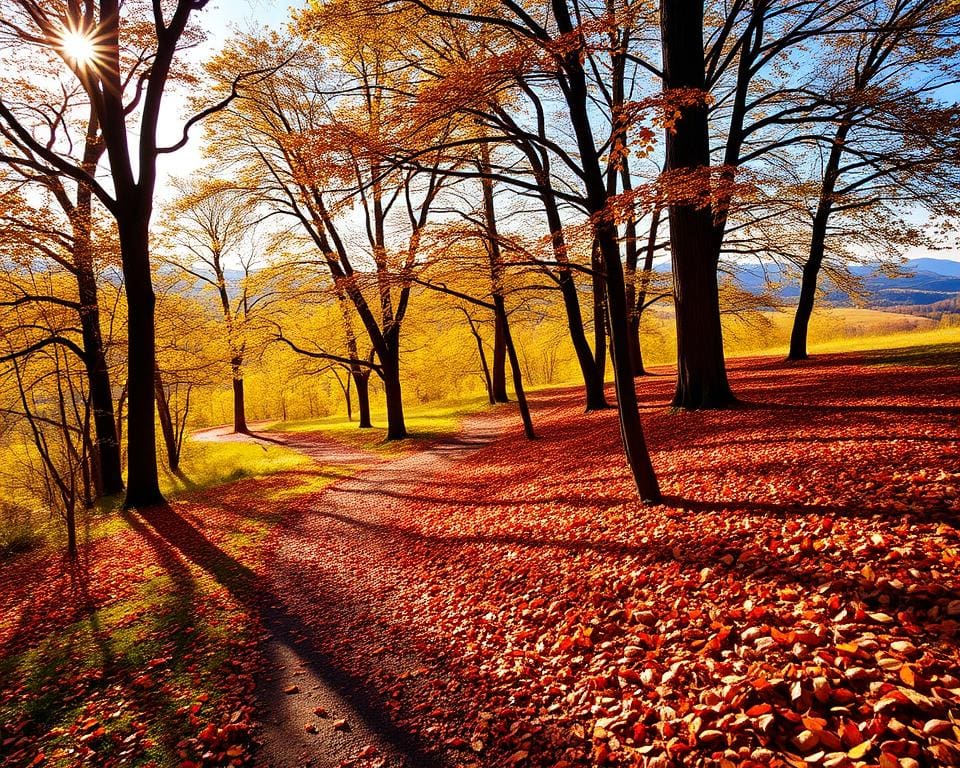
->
[729,315,960,362]
[158,438,309,497]
[266,393,496,455]
[804,325,960,358]
[0,508,266,766]
[853,341,960,368]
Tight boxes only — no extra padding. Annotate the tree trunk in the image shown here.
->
[788,120,850,361]
[115,381,127,451]
[464,312,495,404]
[231,358,248,433]
[479,140,535,437]
[557,274,608,410]
[591,241,608,384]
[354,369,372,428]
[77,274,124,496]
[495,296,535,440]
[627,314,644,376]
[661,0,736,409]
[62,111,123,498]
[618,164,647,379]
[74,245,123,498]
[478,345,495,405]
[597,220,660,500]
[66,501,77,558]
[343,372,353,421]
[630,206,662,377]
[553,0,660,500]
[536,183,606,410]
[154,370,179,473]
[381,343,407,440]
[788,244,824,361]
[492,312,509,402]
[514,126,607,411]
[120,217,163,508]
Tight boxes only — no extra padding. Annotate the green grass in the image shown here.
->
[853,340,960,368]
[727,310,960,364]
[158,437,310,497]
[0,564,253,766]
[265,393,497,455]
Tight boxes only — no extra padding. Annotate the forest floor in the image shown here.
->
[1,346,959,768]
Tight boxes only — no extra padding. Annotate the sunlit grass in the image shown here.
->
[158,438,309,497]
[722,308,960,361]
[0,535,258,766]
[806,327,960,359]
[266,393,497,455]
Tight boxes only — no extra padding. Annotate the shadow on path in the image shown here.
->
[136,502,443,768]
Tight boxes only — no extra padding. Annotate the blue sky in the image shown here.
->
[154,1,959,265]
[155,1,293,198]
[201,0,294,44]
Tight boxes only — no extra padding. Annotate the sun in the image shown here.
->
[59,30,97,66]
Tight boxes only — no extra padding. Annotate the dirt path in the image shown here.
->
[244,414,511,768]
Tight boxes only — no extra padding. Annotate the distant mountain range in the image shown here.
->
[733,257,960,309]
[179,257,960,313]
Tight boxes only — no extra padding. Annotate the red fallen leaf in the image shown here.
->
[5,356,960,768]
[879,753,899,768]
[313,706,328,717]
[354,745,378,759]
[283,685,300,695]
[841,720,864,747]
[746,703,772,716]
[332,719,350,731]
[28,754,45,767]
[507,750,529,765]
[836,642,860,654]
[304,723,317,734]
[802,716,827,732]
[591,743,611,764]
[921,719,953,736]
[225,746,245,757]
[619,667,643,684]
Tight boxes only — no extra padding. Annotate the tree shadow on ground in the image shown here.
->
[134,502,444,768]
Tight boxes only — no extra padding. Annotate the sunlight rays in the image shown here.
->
[54,22,103,69]
[59,29,96,65]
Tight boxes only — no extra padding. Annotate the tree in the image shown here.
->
[153,274,223,471]
[786,0,960,359]
[160,178,265,433]
[0,0,248,508]
[268,269,378,431]
[0,277,95,556]
[206,30,448,440]
[389,0,661,496]
[0,89,124,496]
[660,0,735,408]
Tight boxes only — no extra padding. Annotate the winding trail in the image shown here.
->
[245,413,512,768]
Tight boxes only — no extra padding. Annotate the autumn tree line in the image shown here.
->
[1,0,959,553]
